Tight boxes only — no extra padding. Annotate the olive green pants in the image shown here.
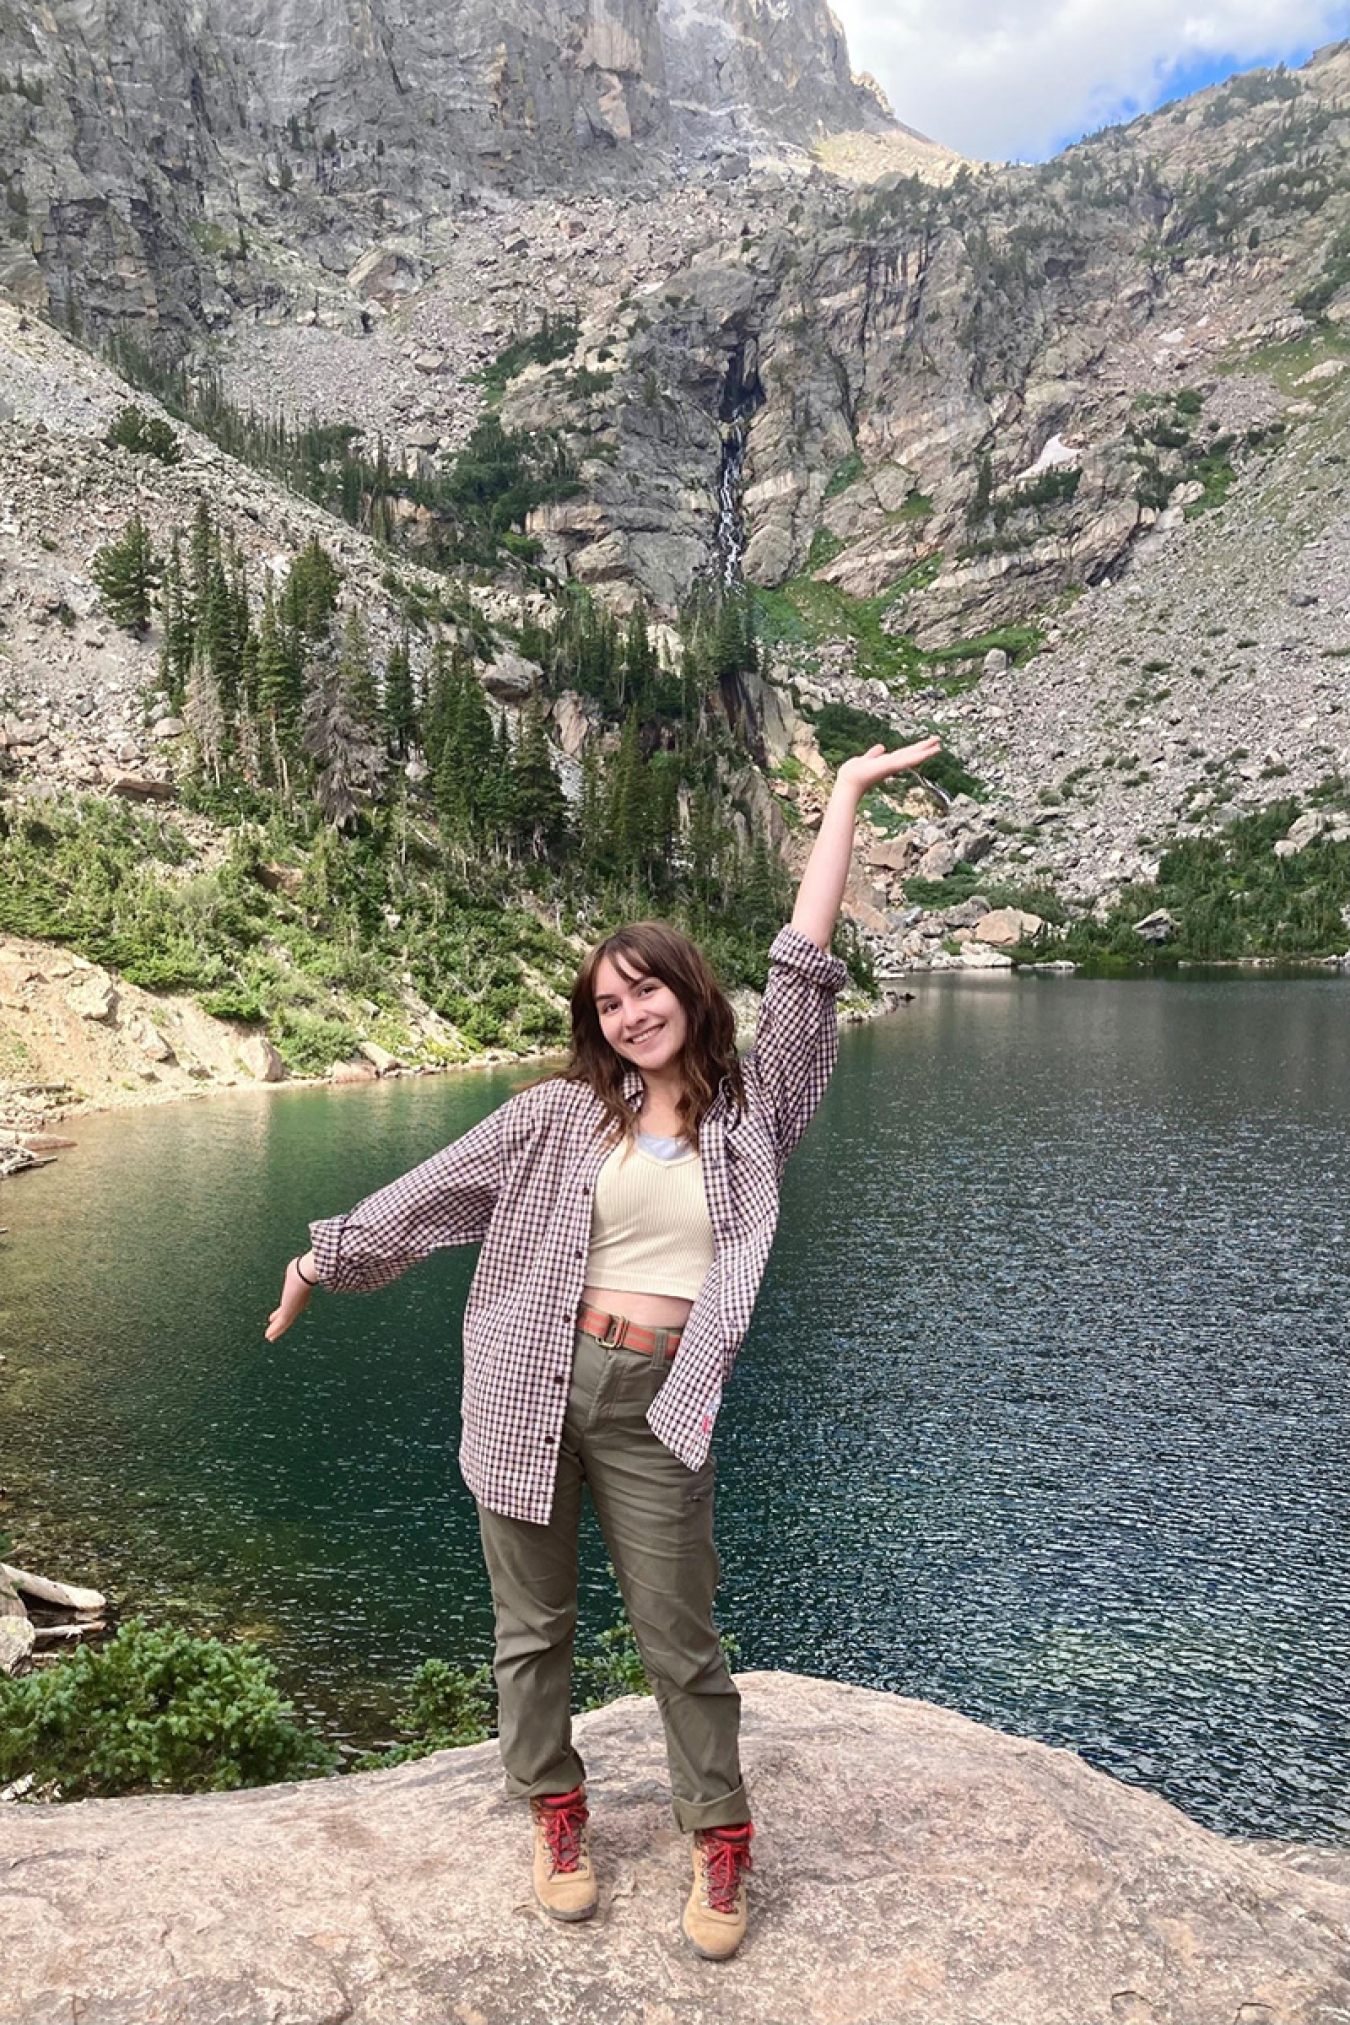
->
[477,1327,747,1833]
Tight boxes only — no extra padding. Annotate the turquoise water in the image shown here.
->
[2,974,1348,1839]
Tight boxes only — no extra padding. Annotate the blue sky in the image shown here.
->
[830,4,1348,162]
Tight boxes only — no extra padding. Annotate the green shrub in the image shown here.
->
[354,1657,496,1768]
[199,982,268,1023]
[0,1620,337,1798]
[1061,799,1350,964]
[478,314,581,398]
[105,404,182,466]
[270,1008,363,1077]
[924,624,1043,667]
[575,1623,652,1709]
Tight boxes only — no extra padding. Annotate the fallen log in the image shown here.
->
[32,1621,107,1645]
[0,1564,107,1614]
[0,1146,57,1178]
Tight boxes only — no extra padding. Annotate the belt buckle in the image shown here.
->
[598,1312,627,1349]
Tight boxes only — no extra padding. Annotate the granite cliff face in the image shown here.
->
[0,0,897,331]
[514,45,1350,618]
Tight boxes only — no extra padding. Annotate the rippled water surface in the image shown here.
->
[3,976,1348,1840]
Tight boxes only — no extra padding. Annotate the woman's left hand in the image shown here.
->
[835,736,944,798]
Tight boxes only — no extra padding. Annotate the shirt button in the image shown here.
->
[553,1373,565,1386]
[542,1433,555,1445]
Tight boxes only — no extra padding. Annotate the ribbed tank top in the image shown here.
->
[584,1137,715,1300]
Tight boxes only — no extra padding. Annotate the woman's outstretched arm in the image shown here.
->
[791,737,942,950]
[266,1252,319,1341]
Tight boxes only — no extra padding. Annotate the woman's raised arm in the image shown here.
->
[790,737,942,950]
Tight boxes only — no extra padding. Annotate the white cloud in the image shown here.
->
[831,0,1348,161]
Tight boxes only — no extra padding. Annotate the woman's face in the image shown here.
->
[593,955,689,1078]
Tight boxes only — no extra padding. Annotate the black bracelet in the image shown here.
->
[292,1256,319,1287]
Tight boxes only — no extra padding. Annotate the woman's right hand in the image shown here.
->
[265,1255,317,1342]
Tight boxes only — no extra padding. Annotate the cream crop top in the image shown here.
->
[584,1133,715,1300]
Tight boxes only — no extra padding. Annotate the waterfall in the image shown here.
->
[713,342,764,586]
[715,417,751,585]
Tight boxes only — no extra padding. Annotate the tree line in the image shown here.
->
[89,499,791,947]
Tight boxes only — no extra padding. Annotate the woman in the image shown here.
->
[266,733,941,1960]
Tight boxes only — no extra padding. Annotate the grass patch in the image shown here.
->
[925,624,1044,667]
[752,578,923,688]
[806,528,846,571]
[478,315,580,400]
[823,451,865,501]
[1221,327,1350,397]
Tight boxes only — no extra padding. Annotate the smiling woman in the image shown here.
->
[264,735,941,1957]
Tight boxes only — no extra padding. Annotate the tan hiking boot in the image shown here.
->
[530,1785,598,1922]
[682,1822,753,1960]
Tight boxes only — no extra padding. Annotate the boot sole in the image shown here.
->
[538,1894,599,1923]
[681,1915,743,1960]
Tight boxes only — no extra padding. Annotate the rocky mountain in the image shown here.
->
[0,0,915,334]
[1,12,1349,1121]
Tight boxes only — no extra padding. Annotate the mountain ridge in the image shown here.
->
[1,27,1348,1121]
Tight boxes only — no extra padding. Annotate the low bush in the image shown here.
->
[0,1620,337,1798]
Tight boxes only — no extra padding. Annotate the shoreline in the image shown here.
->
[4,943,1346,1144]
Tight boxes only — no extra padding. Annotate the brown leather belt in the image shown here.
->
[576,1303,683,1359]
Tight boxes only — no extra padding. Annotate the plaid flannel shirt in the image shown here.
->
[309,925,847,1523]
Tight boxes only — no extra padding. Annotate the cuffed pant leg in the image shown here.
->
[581,1348,747,1833]
[477,1448,586,1800]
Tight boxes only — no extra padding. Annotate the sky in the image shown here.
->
[830,0,1350,162]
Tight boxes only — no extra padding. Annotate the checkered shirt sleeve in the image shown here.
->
[308,1103,508,1292]
[744,925,849,1166]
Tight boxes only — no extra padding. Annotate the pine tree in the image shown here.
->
[577,740,606,879]
[622,605,658,714]
[687,783,723,910]
[434,654,496,859]
[382,631,417,759]
[255,582,303,791]
[301,655,388,829]
[511,704,569,863]
[282,536,341,647]
[201,551,243,728]
[607,711,649,888]
[744,830,783,936]
[337,608,379,730]
[188,497,215,615]
[184,655,227,786]
[968,451,994,525]
[714,591,750,683]
[482,714,515,859]
[160,534,194,702]
[90,512,159,633]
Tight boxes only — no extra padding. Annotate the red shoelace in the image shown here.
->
[538,1787,589,1873]
[699,1823,754,1912]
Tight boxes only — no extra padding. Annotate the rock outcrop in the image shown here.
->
[0,0,909,335]
[1,1673,1347,2025]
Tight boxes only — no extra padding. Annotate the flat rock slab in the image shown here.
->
[1,1672,1348,2025]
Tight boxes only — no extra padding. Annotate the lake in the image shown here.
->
[2,972,1347,1842]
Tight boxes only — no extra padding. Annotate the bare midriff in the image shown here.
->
[581,1285,694,1330]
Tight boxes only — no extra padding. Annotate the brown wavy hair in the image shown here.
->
[564,921,745,1146]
